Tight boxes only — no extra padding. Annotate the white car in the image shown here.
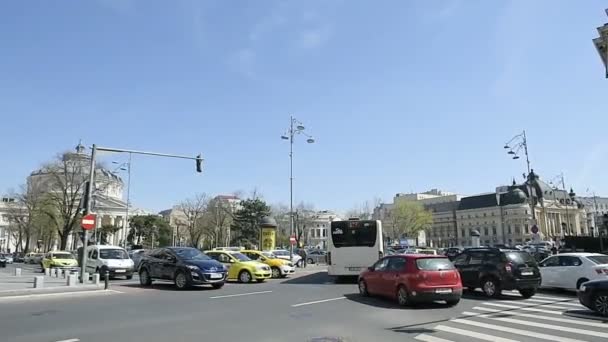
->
[1,254,13,264]
[85,245,135,280]
[539,253,608,290]
[267,249,302,266]
[24,252,44,264]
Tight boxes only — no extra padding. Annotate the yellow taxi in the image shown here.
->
[241,250,295,278]
[41,251,79,272]
[205,250,272,283]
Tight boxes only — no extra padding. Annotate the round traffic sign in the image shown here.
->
[531,225,539,234]
[81,214,97,230]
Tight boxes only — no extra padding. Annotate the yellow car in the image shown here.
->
[241,250,295,278]
[205,250,271,283]
[41,251,79,272]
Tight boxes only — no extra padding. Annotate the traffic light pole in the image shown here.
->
[80,144,203,283]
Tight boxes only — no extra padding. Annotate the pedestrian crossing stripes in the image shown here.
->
[414,293,607,342]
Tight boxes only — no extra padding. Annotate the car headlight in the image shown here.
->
[580,285,586,292]
[186,265,199,271]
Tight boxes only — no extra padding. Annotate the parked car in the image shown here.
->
[0,253,13,264]
[305,249,327,264]
[24,252,43,264]
[0,254,7,268]
[129,249,147,270]
[212,247,244,252]
[267,249,302,267]
[138,247,227,290]
[358,254,462,306]
[444,247,463,261]
[12,253,25,263]
[452,247,540,298]
[241,250,295,278]
[41,251,79,273]
[538,253,608,290]
[84,245,134,280]
[205,250,271,283]
[578,279,608,316]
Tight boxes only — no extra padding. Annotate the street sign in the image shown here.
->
[289,236,296,245]
[531,225,539,234]
[81,214,97,230]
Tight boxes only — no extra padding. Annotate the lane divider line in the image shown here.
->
[0,289,122,301]
[209,290,272,299]
[291,296,346,307]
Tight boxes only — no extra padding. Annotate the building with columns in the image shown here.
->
[0,143,149,252]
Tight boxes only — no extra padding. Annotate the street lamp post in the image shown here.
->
[113,152,132,249]
[281,116,315,261]
[504,130,536,220]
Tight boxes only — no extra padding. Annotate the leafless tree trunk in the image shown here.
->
[178,193,210,248]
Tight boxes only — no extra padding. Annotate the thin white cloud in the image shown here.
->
[297,26,331,49]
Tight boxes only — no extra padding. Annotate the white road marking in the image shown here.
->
[209,290,272,299]
[435,325,520,342]
[54,339,80,342]
[291,296,346,307]
[502,291,576,301]
[499,301,574,310]
[472,307,608,328]
[414,333,455,342]
[0,289,121,302]
[451,318,587,342]
[524,298,582,307]
[482,302,567,314]
[461,312,608,338]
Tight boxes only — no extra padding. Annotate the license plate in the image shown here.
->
[209,273,223,279]
[521,271,533,276]
[114,269,125,273]
[348,267,361,271]
[435,288,453,294]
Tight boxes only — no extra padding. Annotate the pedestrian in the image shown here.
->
[298,248,307,268]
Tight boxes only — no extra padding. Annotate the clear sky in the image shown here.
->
[1,0,607,214]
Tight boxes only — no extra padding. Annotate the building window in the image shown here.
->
[483,213,486,217]
[322,229,326,237]
[484,228,488,235]
[468,214,471,218]
[514,225,521,234]
[525,210,529,215]
[491,212,495,216]
[492,227,497,235]
[461,230,465,237]
[507,225,512,234]
[524,224,529,234]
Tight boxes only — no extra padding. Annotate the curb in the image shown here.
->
[0,284,102,298]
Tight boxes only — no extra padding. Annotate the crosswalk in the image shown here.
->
[415,291,608,342]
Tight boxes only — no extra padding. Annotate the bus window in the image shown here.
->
[331,221,377,247]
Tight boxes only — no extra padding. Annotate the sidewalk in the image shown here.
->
[0,263,102,298]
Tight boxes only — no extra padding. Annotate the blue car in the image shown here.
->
[138,247,227,290]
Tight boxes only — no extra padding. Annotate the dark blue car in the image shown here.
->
[138,247,227,290]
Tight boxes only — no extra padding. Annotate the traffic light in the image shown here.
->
[196,154,203,173]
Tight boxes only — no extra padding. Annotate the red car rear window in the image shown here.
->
[416,258,455,271]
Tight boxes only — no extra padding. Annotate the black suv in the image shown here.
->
[138,247,227,290]
[452,247,541,298]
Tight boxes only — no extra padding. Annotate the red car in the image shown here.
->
[358,254,462,306]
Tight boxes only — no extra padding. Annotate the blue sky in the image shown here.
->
[1,0,607,213]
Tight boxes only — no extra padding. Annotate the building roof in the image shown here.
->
[458,193,498,210]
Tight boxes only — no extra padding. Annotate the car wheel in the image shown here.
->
[307,258,314,264]
[576,278,589,290]
[174,271,189,290]
[397,286,410,306]
[519,288,536,299]
[212,282,224,289]
[358,279,369,297]
[593,292,608,317]
[239,270,252,283]
[446,299,460,307]
[481,278,501,298]
[271,267,281,278]
[126,275,133,280]
[139,268,152,286]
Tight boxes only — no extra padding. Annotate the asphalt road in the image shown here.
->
[0,267,605,342]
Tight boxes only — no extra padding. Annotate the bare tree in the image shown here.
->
[36,154,89,250]
[178,193,210,248]
[206,198,235,247]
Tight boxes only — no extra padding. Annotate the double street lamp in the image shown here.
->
[281,116,315,261]
[503,130,537,225]
[112,153,132,250]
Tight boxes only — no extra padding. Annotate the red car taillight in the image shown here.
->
[595,268,608,275]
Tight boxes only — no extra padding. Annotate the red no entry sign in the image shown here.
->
[81,214,97,230]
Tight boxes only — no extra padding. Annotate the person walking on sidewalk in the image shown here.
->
[297,248,308,268]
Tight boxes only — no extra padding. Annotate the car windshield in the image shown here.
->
[99,249,128,260]
[587,255,608,265]
[52,253,74,259]
[231,253,251,261]
[416,258,455,270]
[172,248,211,261]
[505,252,536,264]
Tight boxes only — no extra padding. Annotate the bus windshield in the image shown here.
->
[330,221,377,247]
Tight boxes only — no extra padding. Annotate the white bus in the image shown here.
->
[327,219,384,277]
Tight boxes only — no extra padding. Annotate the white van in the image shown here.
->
[85,245,134,280]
